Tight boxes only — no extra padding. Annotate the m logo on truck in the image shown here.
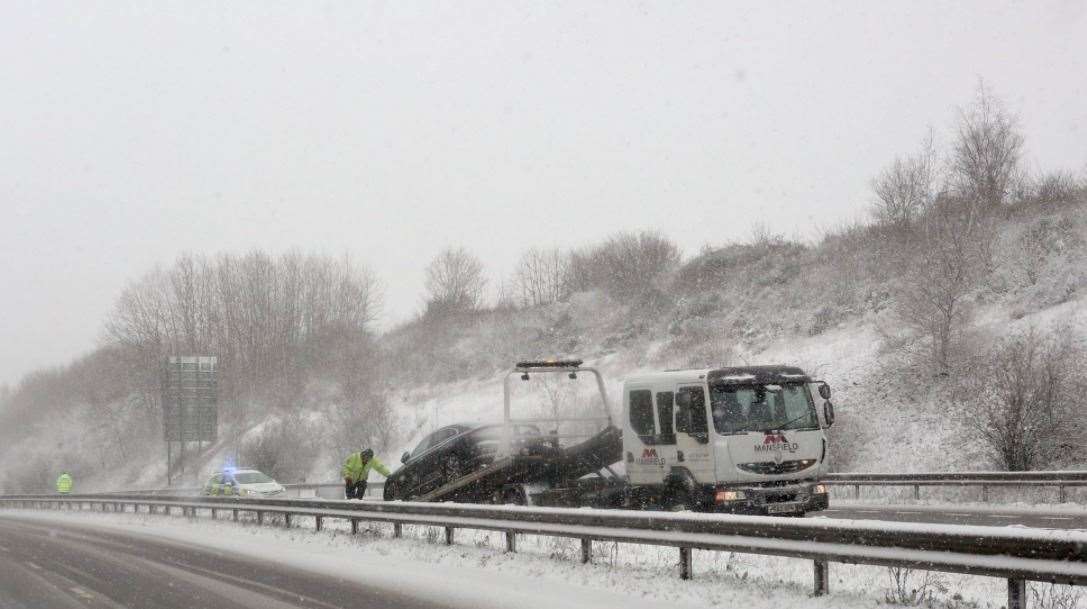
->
[637,447,665,466]
[755,433,799,453]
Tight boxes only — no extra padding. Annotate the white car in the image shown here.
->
[203,469,286,498]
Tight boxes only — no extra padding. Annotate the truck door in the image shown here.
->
[674,384,715,483]
[652,391,678,482]
[625,387,664,484]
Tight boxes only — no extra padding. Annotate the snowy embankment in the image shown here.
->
[4,509,1080,609]
[385,287,1087,482]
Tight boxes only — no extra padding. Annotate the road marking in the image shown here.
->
[1041,517,1073,521]
[894,511,922,515]
[24,561,42,570]
[70,587,95,600]
[989,515,1016,518]
[946,513,972,517]
[857,510,881,514]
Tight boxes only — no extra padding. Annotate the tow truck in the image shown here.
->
[393,360,836,515]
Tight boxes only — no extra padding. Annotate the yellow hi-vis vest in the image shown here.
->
[341,452,390,482]
[56,473,73,494]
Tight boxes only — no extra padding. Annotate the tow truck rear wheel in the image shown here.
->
[664,488,691,511]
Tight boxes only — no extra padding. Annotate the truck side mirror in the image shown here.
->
[401,451,410,464]
[818,383,831,400]
[823,401,835,427]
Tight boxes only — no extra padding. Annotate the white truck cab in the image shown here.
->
[621,365,835,515]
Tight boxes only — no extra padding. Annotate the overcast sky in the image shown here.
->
[1,1,1086,387]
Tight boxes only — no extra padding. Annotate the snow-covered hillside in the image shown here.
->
[2,199,1086,492]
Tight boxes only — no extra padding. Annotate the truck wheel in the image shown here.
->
[664,486,692,511]
[502,485,527,505]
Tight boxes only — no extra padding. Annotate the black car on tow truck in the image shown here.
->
[383,422,560,501]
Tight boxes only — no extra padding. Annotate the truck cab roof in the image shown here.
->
[706,366,811,384]
[624,365,811,387]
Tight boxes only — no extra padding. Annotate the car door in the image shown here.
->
[401,433,435,497]
[419,427,460,492]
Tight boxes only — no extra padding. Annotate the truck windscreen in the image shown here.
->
[709,383,818,434]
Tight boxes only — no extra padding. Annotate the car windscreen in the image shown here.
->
[233,472,273,484]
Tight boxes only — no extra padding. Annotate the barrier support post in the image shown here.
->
[679,547,692,580]
[505,531,517,553]
[581,538,592,564]
[813,560,829,596]
[1007,579,1026,609]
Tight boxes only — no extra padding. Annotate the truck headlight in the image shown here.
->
[813,484,828,494]
[714,490,747,503]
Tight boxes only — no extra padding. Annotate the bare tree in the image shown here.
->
[423,247,487,315]
[325,396,395,463]
[871,131,939,233]
[106,251,382,415]
[513,248,571,307]
[894,195,994,374]
[960,328,1086,471]
[1032,170,1083,205]
[592,230,681,301]
[951,82,1024,209]
[491,277,518,311]
[239,413,321,483]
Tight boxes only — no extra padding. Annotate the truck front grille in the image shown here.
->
[737,459,816,475]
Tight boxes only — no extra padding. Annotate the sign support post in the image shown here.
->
[162,356,218,487]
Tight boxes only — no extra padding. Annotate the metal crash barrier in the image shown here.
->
[2,492,1085,609]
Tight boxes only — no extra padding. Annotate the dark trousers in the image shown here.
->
[345,480,368,500]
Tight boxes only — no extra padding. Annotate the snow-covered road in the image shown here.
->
[0,510,895,609]
[0,514,455,609]
[822,501,1087,530]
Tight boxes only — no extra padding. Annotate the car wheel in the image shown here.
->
[383,481,398,501]
[445,453,466,482]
